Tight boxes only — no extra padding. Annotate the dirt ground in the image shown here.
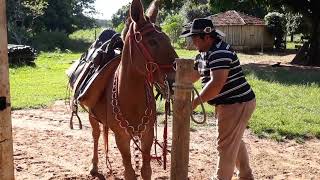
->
[12,100,320,180]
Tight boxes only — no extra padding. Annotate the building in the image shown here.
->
[186,10,274,51]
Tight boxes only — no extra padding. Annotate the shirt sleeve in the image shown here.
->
[194,54,201,70]
[207,52,232,71]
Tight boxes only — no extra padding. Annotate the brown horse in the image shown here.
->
[87,0,177,179]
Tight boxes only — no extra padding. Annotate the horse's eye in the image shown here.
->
[148,39,158,47]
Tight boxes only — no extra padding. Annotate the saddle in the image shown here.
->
[66,29,123,108]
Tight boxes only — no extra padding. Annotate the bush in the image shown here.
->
[32,31,71,51]
[32,30,93,52]
[162,14,185,48]
[69,28,104,43]
[265,12,287,50]
[115,22,125,34]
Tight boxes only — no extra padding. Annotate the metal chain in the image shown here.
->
[111,72,154,137]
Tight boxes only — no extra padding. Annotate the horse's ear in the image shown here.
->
[130,0,145,25]
[146,0,161,23]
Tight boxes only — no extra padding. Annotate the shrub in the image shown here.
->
[32,31,71,51]
[69,28,104,43]
[162,14,185,48]
[115,22,125,34]
[265,12,287,50]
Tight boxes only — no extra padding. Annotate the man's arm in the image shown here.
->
[192,69,229,109]
[190,69,200,83]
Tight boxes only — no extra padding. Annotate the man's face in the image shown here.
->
[191,34,212,52]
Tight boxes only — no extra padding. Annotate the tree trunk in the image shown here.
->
[291,19,320,66]
[308,18,320,66]
[291,34,294,42]
[291,42,309,65]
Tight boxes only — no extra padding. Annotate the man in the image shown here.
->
[180,18,256,180]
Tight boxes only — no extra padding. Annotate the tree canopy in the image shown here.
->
[7,0,96,41]
[269,0,320,65]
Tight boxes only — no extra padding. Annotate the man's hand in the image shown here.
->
[192,96,200,110]
[191,69,200,83]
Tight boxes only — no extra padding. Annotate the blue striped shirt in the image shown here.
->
[195,40,255,105]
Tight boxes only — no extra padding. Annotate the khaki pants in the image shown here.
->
[214,99,256,180]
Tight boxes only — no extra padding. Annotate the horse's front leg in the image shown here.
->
[140,129,154,180]
[102,125,110,167]
[115,133,136,180]
[89,114,100,175]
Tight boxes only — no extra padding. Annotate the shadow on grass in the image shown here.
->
[9,62,36,68]
[243,63,320,86]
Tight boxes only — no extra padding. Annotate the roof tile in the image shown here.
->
[208,10,265,26]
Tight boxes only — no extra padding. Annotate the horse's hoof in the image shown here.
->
[90,165,98,176]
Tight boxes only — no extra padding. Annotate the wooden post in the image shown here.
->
[0,0,15,179]
[261,30,264,54]
[170,58,193,180]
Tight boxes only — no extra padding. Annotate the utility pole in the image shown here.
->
[0,0,15,179]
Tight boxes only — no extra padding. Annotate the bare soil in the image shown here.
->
[12,100,320,180]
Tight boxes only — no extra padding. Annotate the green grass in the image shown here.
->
[10,52,80,109]
[9,50,320,140]
[244,65,320,141]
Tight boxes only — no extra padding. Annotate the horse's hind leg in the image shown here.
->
[115,134,136,180]
[140,130,154,180]
[89,115,100,175]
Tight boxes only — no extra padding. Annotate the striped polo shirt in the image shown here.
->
[195,40,255,105]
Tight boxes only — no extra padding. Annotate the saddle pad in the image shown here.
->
[77,55,121,108]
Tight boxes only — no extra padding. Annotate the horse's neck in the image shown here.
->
[118,62,146,98]
[116,58,155,120]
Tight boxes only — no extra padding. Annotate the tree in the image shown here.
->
[265,12,287,50]
[181,0,211,23]
[209,0,269,18]
[162,14,184,47]
[111,5,129,28]
[39,0,95,34]
[6,0,48,44]
[285,12,303,42]
[270,0,320,66]
[7,0,96,44]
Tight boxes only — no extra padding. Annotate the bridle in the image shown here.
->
[127,21,174,87]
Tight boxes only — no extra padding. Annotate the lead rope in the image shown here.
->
[191,87,207,124]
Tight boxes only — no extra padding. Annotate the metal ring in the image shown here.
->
[135,31,142,43]
[146,62,159,73]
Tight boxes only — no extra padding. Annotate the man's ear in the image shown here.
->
[146,0,161,23]
[130,0,146,26]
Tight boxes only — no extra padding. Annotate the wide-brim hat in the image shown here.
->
[180,18,225,38]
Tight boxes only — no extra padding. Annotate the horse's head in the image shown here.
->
[121,0,178,92]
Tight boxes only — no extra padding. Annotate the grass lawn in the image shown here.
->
[9,50,320,141]
[10,52,80,109]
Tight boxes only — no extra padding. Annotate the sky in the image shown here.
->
[94,0,131,20]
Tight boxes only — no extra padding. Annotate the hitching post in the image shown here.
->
[170,58,194,180]
[0,0,15,179]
